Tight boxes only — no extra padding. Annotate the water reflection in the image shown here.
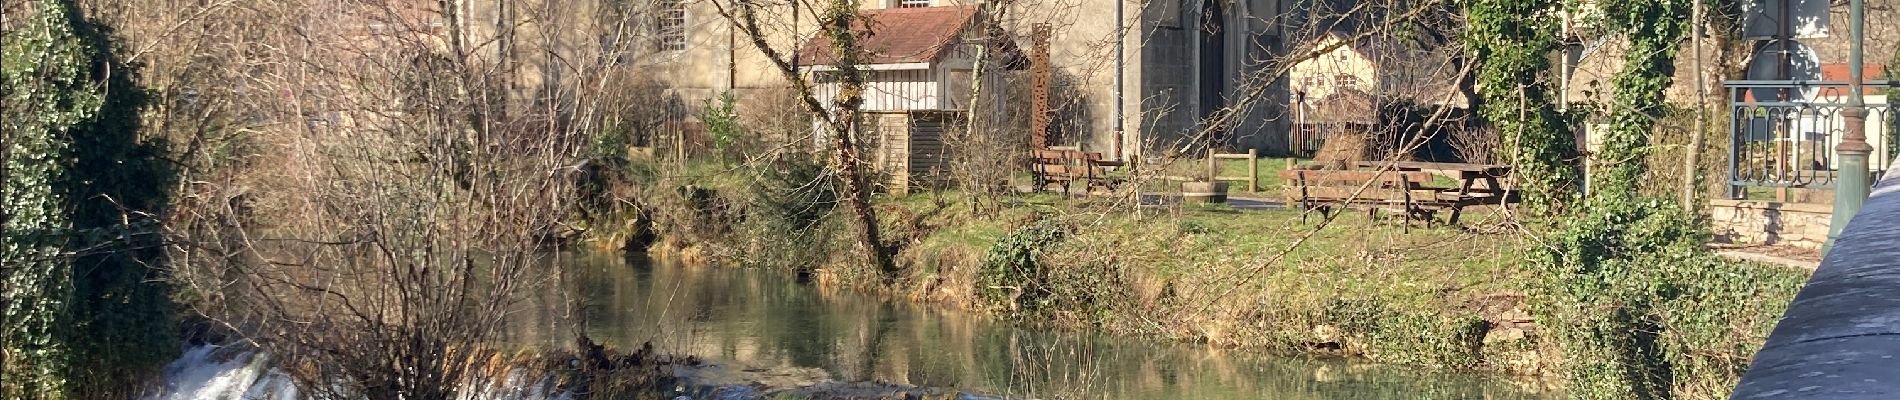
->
[503,253,1547,399]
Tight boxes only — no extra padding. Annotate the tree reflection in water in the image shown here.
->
[501,253,1550,399]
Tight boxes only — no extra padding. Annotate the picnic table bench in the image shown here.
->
[1351,161,1513,198]
[1284,162,1520,229]
[1030,149,1125,193]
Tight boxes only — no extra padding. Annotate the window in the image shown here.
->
[656,0,686,52]
[1335,74,1360,89]
[1154,0,1183,29]
[897,0,930,7]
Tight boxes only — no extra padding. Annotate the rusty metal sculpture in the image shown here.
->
[1029,24,1052,149]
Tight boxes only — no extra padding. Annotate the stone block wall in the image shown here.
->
[1709,199,1834,250]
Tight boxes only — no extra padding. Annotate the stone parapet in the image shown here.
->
[1709,199,1834,250]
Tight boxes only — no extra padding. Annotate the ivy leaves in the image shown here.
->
[977,217,1067,312]
[1465,0,1580,214]
[1534,0,1701,397]
[3,1,175,398]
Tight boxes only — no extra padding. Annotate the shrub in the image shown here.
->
[976,218,1068,311]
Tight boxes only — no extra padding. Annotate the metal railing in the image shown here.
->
[1726,80,1898,194]
[1289,123,1330,157]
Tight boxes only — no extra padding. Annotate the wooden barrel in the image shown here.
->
[1182,181,1230,204]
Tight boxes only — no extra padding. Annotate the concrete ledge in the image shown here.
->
[1715,250,1820,270]
[1731,162,1900,399]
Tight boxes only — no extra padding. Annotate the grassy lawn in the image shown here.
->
[1080,203,1528,313]
[890,191,1528,304]
[1124,156,1461,194]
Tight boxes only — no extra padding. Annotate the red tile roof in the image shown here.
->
[796,5,978,66]
[1819,63,1890,96]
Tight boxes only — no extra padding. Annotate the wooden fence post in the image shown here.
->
[1206,151,1216,182]
[1248,148,1259,192]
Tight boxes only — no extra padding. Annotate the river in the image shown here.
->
[503,253,1547,399]
[151,252,1549,399]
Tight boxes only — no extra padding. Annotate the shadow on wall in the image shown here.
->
[1709,199,1835,250]
[1029,70,1095,150]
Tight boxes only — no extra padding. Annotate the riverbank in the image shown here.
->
[590,159,1813,397]
[152,252,1542,399]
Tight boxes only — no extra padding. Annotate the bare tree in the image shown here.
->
[137,0,651,396]
[709,0,897,277]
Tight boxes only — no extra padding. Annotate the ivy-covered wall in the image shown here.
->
[1533,0,1725,398]
[1464,0,1580,214]
[2,1,179,398]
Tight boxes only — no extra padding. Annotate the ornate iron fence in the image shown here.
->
[1725,80,1897,195]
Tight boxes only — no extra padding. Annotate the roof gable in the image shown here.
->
[796,5,978,66]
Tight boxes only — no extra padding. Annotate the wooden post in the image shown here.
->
[676,124,687,165]
[1206,151,1217,182]
[1247,148,1259,192]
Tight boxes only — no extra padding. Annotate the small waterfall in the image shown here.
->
[147,345,572,400]
[146,345,296,400]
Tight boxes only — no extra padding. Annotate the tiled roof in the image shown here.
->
[1819,63,1890,96]
[796,5,978,66]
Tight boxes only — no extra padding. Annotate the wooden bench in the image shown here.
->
[1031,150,1077,192]
[1280,169,1455,230]
[1030,150,1125,193]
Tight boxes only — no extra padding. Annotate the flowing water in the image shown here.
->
[151,253,1550,399]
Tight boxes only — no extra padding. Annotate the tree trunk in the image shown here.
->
[830,118,897,277]
[713,0,897,277]
[1683,0,1707,210]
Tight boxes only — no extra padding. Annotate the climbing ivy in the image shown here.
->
[1534,0,1697,397]
[2,1,81,391]
[2,1,178,398]
[1464,0,1580,214]
[977,218,1068,312]
[1593,0,1689,199]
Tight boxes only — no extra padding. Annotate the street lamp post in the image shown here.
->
[1826,0,1871,253]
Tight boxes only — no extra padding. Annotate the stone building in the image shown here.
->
[607,0,1301,160]
[359,0,1308,160]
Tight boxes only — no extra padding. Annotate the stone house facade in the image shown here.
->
[391,0,1305,160]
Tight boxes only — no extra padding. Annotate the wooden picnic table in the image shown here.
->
[1352,161,1514,203]
[1276,161,1520,227]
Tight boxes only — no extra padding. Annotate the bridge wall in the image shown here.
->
[1730,159,1900,399]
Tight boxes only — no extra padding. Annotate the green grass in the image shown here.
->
[637,168,1805,391]
[860,190,1804,386]
[877,192,1532,361]
[1134,157,1305,193]
[1132,157,1464,194]
[1020,155,1471,195]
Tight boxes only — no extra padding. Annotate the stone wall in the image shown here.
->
[1708,199,1834,250]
